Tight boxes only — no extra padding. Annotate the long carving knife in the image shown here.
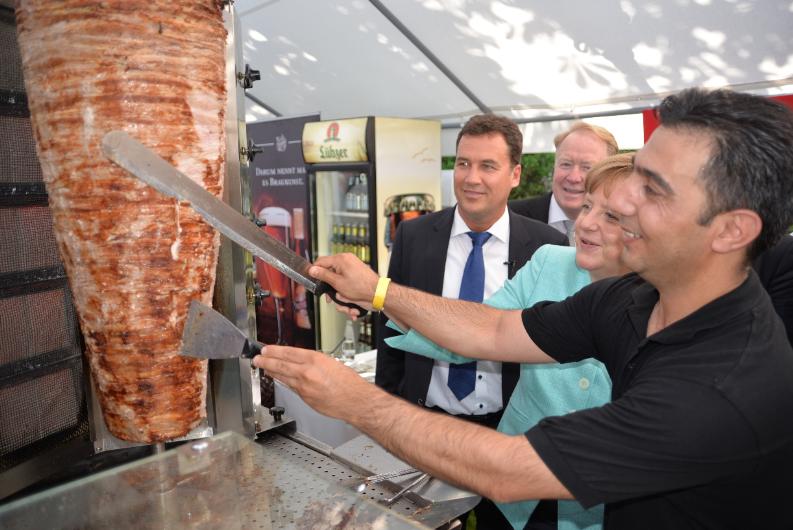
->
[101,130,366,315]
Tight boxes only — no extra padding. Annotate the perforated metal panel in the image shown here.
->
[0,3,89,479]
[0,6,24,94]
[0,116,42,183]
[255,433,424,527]
[0,207,61,273]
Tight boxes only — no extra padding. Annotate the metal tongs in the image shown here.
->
[380,472,431,506]
[345,467,421,493]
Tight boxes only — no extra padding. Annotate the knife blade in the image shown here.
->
[181,300,263,359]
[101,130,366,315]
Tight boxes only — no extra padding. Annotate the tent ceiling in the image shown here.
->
[237,0,793,125]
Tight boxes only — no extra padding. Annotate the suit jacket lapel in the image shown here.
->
[540,192,552,222]
[506,209,535,279]
[425,208,454,294]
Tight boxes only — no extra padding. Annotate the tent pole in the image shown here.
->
[368,0,491,114]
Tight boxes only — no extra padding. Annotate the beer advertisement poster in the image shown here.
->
[247,114,320,349]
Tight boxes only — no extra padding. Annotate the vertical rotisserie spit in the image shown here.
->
[15,0,227,442]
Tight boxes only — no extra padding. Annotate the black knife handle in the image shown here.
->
[242,339,265,359]
[314,281,369,317]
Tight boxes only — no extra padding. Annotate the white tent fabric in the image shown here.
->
[237,0,793,152]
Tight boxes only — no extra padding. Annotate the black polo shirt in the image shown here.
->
[522,272,793,530]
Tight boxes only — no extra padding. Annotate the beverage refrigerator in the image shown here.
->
[302,117,441,354]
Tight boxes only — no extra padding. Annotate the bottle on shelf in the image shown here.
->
[357,313,369,347]
[351,223,360,257]
[355,313,374,349]
[342,223,352,252]
[330,223,339,254]
[365,317,373,348]
[340,320,357,362]
[337,223,344,254]
[358,174,368,211]
[359,224,370,263]
[344,175,357,211]
[353,175,364,211]
[355,224,363,259]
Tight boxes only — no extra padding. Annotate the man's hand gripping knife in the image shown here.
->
[310,253,390,319]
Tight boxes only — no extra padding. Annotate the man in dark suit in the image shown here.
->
[510,122,618,241]
[376,114,566,528]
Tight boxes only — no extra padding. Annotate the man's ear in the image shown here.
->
[711,209,762,254]
[511,164,522,189]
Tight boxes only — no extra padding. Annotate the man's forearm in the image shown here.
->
[308,254,553,363]
[382,283,495,356]
[352,384,572,503]
[382,282,550,364]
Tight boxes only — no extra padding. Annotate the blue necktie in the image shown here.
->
[447,231,491,400]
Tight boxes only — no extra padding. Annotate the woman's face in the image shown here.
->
[574,187,627,280]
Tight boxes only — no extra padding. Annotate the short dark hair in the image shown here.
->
[658,88,793,259]
[456,114,522,167]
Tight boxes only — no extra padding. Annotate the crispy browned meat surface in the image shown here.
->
[16,0,227,442]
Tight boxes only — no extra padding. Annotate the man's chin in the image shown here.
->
[558,197,584,217]
[620,252,648,277]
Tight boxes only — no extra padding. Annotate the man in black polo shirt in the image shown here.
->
[254,89,793,530]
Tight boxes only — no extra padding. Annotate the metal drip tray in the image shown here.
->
[256,431,429,524]
[0,430,428,529]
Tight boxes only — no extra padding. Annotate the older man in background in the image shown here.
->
[510,122,618,242]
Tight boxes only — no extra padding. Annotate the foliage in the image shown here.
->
[441,153,555,200]
[513,152,555,199]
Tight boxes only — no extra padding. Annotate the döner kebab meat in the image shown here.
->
[15,0,227,442]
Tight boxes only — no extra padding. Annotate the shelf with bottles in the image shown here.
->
[329,221,372,264]
[343,173,370,213]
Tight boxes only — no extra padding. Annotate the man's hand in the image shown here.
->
[310,253,380,312]
[252,344,369,419]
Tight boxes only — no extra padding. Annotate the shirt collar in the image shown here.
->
[548,193,571,224]
[627,270,767,345]
[451,206,510,244]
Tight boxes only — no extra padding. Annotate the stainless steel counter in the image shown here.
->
[0,427,478,529]
[0,430,425,529]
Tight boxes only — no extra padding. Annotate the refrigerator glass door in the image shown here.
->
[314,170,375,354]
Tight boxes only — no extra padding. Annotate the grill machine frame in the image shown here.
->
[0,0,267,499]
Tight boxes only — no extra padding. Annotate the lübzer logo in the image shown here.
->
[320,122,348,159]
[325,122,340,142]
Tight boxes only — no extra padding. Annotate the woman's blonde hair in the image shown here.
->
[585,152,635,196]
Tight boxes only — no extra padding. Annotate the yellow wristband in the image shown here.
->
[372,277,391,311]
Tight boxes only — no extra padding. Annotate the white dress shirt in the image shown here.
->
[548,193,572,235]
[424,207,509,415]
[548,194,575,244]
